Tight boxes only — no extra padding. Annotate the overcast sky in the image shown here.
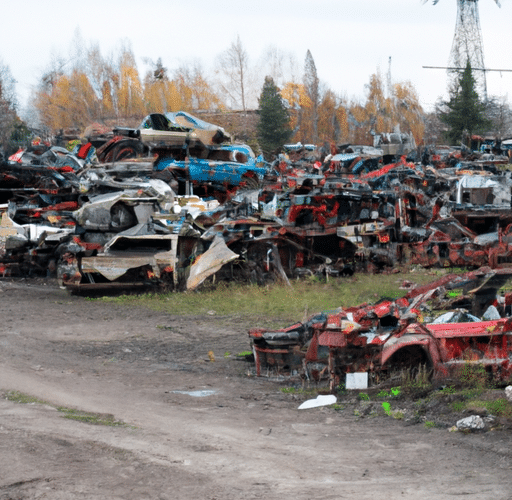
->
[2,0,511,116]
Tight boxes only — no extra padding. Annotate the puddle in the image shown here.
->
[171,390,217,397]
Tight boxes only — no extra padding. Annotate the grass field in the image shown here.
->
[94,270,441,325]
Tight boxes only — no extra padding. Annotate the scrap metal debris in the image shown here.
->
[2,114,512,293]
[249,266,512,387]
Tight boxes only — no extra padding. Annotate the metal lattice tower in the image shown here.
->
[425,0,501,100]
[450,0,487,97]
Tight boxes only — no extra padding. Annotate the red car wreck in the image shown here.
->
[248,267,512,389]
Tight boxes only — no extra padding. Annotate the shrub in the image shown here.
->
[485,398,512,419]
[457,363,488,390]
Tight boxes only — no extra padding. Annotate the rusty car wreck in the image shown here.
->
[249,267,512,389]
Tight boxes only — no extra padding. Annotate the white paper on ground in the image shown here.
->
[298,394,337,410]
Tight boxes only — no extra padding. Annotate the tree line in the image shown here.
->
[0,34,511,159]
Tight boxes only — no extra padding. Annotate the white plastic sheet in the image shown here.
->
[297,394,337,410]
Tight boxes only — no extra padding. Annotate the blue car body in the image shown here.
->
[155,144,267,186]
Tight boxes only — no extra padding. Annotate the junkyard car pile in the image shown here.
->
[3,114,512,386]
[2,114,512,295]
[0,112,263,291]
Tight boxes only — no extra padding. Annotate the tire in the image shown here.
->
[111,140,143,162]
[110,203,137,232]
[241,173,260,190]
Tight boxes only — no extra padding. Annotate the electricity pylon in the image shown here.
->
[424,0,501,100]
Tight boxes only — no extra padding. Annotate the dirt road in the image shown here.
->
[1,279,511,499]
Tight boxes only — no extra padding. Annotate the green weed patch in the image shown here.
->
[450,398,512,419]
[3,390,131,427]
[4,390,47,405]
[56,407,129,427]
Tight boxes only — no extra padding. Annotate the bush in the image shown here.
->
[485,398,512,419]
[457,363,489,390]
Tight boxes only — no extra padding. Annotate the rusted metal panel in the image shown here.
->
[249,267,512,384]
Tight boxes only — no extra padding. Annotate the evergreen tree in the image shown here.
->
[8,118,31,155]
[439,61,490,145]
[257,76,291,159]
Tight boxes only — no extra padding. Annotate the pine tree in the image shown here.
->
[439,61,490,145]
[257,76,291,159]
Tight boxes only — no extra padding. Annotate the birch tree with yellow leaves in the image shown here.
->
[143,58,182,113]
[280,81,306,139]
[34,64,71,132]
[34,69,98,131]
[341,72,425,147]
[391,81,425,146]
[86,43,116,119]
[172,64,224,112]
[115,46,145,119]
[317,89,340,143]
